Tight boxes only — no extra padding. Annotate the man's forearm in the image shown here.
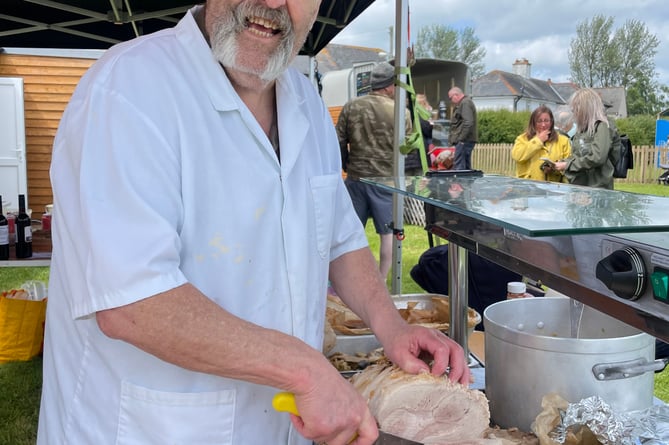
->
[329,248,406,342]
[96,283,327,394]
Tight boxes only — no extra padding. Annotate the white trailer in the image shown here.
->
[321,62,376,108]
[321,58,471,113]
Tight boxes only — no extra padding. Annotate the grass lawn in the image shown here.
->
[0,358,42,445]
[1,181,669,442]
[615,182,669,196]
[364,222,432,295]
[0,268,50,293]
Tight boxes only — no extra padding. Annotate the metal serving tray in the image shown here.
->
[329,293,478,356]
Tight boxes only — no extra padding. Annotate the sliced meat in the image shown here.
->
[349,361,492,444]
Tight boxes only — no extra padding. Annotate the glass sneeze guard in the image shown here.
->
[362,174,669,237]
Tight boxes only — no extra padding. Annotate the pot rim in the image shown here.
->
[483,298,654,353]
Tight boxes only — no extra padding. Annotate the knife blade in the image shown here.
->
[374,430,423,445]
[272,392,423,445]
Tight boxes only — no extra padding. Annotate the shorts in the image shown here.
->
[344,178,393,235]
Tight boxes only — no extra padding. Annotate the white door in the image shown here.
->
[0,77,28,213]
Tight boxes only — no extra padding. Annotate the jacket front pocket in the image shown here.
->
[117,381,235,445]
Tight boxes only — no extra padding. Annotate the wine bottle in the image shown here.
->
[0,196,9,260]
[15,194,32,259]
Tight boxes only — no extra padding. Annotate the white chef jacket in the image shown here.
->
[38,6,368,445]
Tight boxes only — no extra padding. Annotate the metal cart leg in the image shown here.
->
[448,243,469,357]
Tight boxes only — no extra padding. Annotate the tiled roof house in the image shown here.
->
[291,43,386,76]
[472,58,627,118]
[472,58,570,112]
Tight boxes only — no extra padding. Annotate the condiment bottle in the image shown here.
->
[41,212,51,233]
[507,281,531,299]
[438,100,447,120]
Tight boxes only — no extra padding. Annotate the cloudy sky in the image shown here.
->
[330,0,669,85]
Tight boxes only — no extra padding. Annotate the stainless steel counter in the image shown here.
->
[362,173,669,346]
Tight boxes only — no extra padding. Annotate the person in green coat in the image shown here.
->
[554,88,614,189]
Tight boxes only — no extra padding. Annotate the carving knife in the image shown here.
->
[272,392,423,445]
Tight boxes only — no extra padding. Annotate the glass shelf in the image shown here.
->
[362,174,669,237]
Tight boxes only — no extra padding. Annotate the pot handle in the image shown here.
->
[592,357,669,381]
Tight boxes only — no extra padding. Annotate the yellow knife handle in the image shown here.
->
[272,392,359,443]
[272,392,300,416]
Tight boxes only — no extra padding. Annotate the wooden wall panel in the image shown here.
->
[328,105,342,125]
[0,53,95,217]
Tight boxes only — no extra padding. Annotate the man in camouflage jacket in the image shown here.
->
[336,62,411,279]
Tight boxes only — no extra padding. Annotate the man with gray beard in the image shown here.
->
[39,2,470,444]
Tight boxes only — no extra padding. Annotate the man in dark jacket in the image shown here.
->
[447,87,478,170]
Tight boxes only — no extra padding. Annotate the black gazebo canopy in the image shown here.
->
[0,0,375,56]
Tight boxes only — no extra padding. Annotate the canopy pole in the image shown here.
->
[389,0,409,295]
[308,55,318,90]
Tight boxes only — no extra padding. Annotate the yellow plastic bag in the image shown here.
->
[0,290,47,364]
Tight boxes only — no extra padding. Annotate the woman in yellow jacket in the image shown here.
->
[511,105,571,182]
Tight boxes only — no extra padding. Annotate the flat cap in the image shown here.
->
[371,62,395,90]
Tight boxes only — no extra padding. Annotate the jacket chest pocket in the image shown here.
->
[309,174,339,259]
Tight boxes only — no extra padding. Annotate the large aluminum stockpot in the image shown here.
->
[484,297,656,432]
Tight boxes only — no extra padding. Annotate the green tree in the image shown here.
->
[568,15,665,115]
[414,24,486,78]
[458,27,486,79]
[626,78,669,116]
[615,19,659,89]
[568,15,615,88]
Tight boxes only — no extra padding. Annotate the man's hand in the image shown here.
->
[379,323,470,385]
[329,249,471,387]
[287,365,379,445]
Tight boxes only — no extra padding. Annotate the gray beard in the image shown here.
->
[210,3,296,83]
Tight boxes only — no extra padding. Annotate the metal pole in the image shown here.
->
[388,26,394,61]
[389,0,408,295]
[308,56,317,88]
[448,243,469,356]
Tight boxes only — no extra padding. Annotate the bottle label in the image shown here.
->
[507,292,533,299]
[0,226,8,244]
[24,226,32,243]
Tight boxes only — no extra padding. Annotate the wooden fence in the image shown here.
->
[473,144,669,184]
